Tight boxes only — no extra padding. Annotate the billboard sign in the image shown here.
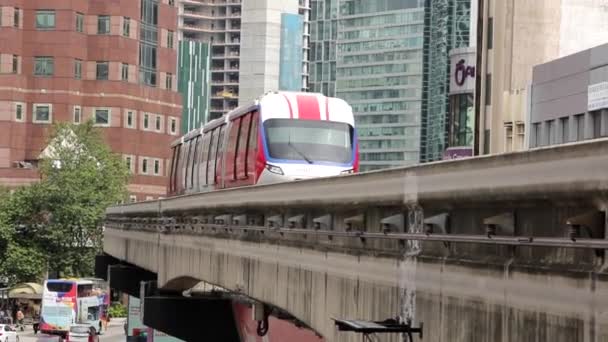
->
[449,47,476,95]
[588,81,608,111]
[443,146,473,160]
[279,13,304,91]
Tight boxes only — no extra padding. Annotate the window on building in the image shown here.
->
[73,106,81,124]
[94,109,110,126]
[12,55,18,74]
[155,115,161,131]
[154,159,160,175]
[170,117,177,134]
[14,8,20,28]
[487,17,493,49]
[560,117,569,143]
[533,123,541,147]
[167,30,174,49]
[76,12,84,32]
[125,156,132,171]
[143,113,150,129]
[139,0,159,86]
[126,111,134,128]
[97,15,110,34]
[165,73,173,90]
[74,59,82,79]
[96,61,109,80]
[141,158,148,174]
[516,123,525,149]
[169,0,175,6]
[485,74,492,105]
[34,57,54,76]
[33,104,51,123]
[15,103,23,121]
[122,63,129,81]
[546,120,554,145]
[592,111,602,138]
[36,10,55,29]
[575,114,585,141]
[505,124,513,152]
[123,17,130,37]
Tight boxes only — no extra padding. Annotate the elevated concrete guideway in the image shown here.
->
[103,139,608,342]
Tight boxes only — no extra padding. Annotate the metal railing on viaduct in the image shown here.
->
[101,139,608,342]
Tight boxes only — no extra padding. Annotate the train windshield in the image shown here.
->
[264,119,353,163]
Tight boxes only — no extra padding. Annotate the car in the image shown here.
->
[35,335,62,342]
[66,324,98,342]
[0,324,18,342]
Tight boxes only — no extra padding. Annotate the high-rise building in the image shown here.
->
[0,0,182,201]
[177,0,310,122]
[310,1,426,172]
[314,0,480,170]
[476,0,608,155]
[178,40,211,133]
[419,0,473,162]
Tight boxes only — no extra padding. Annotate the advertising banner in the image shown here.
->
[279,13,304,91]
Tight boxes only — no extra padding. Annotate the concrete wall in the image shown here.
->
[239,0,299,105]
[529,42,608,148]
[104,140,608,341]
[479,0,608,154]
[104,224,608,342]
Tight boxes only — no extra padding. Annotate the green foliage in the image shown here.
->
[108,302,127,318]
[0,121,130,284]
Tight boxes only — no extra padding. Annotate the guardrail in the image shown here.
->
[106,138,608,217]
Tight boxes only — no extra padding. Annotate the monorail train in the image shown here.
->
[168,91,358,196]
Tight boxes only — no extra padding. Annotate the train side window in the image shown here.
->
[169,146,176,193]
[247,111,259,177]
[181,142,188,191]
[237,114,251,179]
[184,139,193,189]
[199,132,211,186]
[206,130,217,185]
[175,144,184,193]
[191,136,201,190]
[215,125,225,185]
[227,118,242,181]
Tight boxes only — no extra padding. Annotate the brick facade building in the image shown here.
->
[0,0,182,201]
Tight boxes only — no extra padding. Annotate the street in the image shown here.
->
[17,318,126,342]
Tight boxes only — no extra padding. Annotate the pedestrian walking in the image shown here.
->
[16,308,23,331]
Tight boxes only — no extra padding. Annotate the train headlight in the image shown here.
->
[340,169,355,175]
[265,163,284,175]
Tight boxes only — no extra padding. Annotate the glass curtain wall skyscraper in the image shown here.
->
[310,0,425,171]
[310,0,472,170]
[420,0,471,162]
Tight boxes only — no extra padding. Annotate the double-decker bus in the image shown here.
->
[39,278,109,337]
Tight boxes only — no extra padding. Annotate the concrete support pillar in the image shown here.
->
[108,265,157,298]
[94,254,121,280]
[143,296,240,342]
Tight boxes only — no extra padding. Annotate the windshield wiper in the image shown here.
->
[288,136,313,164]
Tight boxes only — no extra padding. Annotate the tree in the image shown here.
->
[0,121,130,283]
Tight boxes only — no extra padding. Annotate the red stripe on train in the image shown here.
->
[295,95,321,120]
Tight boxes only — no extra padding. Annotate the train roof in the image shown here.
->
[169,91,353,147]
[202,116,227,133]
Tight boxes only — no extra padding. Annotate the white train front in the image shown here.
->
[168,91,359,195]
